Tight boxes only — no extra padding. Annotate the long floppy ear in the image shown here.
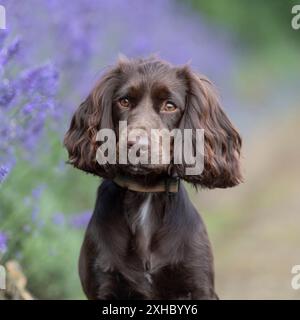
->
[175,67,242,188]
[64,68,120,178]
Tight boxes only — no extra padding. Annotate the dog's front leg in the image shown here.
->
[78,233,120,300]
[79,232,135,300]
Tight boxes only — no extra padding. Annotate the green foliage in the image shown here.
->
[186,0,300,50]
[0,132,99,299]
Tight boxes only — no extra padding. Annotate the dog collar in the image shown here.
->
[113,175,180,193]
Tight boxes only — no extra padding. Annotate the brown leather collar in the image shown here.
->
[113,175,180,193]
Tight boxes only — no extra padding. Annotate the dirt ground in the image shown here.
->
[192,114,300,299]
[213,189,300,300]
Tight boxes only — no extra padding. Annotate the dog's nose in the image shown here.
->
[127,136,149,149]
[127,140,136,149]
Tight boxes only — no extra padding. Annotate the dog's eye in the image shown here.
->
[118,97,130,108]
[161,101,177,113]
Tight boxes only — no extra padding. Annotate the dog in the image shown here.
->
[64,56,242,299]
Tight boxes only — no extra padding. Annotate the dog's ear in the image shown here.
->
[175,66,242,188]
[64,68,120,178]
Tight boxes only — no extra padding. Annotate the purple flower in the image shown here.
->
[0,37,59,182]
[0,37,21,66]
[29,185,45,222]
[70,211,92,229]
[0,30,8,48]
[0,165,11,183]
[0,80,15,107]
[0,232,8,254]
[31,206,39,222]
[52,213,65,226]
[3,0,237,122]
[31,185,45,200]
[19,64,59,98]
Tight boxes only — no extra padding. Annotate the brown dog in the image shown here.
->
[64,57,242,299]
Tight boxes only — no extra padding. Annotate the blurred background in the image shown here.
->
[0,0,299,299]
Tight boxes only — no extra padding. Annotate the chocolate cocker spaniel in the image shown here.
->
[64,56,242,300]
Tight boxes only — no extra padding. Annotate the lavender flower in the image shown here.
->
[52,213,65,226]
[31,206,39,222]
[0,232,8,253]
[70,211,92,229]
[0,79,15,107]
[0,165,11,183]
[31,185,45,200]
[29,185,45,224]
[4,0,237,121]
[0,30,7,48]
[18,64,59,98]
[0,36,59,182]
[0,37,21,66]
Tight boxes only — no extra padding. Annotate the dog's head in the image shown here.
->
[64,56,242,188]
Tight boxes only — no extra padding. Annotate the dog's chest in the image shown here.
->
[129,194,153,251]
[137,194,153,244]
[126,194,155,281]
